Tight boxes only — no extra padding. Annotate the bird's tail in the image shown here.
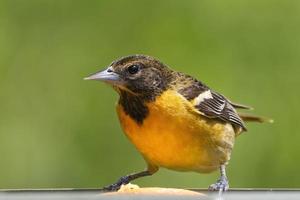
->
[238,113,274,123]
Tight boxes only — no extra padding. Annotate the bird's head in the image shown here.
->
[85,55,173,99]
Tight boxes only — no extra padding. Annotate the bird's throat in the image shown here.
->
[118,91,149,125]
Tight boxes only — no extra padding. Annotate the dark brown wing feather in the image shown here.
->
[229,102,253,110]
[173,73,246,131]
[195,91,247,131]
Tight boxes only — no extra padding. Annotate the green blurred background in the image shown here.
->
[0,0,299,189]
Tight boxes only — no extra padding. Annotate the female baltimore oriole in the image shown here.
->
[85,55,271,191]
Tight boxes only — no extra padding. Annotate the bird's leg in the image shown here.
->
[208,164,229,192]
[103,165,158,191]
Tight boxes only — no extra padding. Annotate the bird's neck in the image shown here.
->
[118,91,150,125]
[116,74,174,125]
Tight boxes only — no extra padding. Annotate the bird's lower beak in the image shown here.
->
[84,67,122,85]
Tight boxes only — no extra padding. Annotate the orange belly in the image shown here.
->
[116,90,235,173]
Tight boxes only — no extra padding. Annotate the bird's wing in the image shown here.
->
[229,102,253,110]
[193,90,247,131]
[175,74,246,131]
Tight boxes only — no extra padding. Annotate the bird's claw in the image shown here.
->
[208,176,229,192]
[102,183,122,191]
[102,176,130,191]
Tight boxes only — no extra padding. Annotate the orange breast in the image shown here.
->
[116,90,235,173]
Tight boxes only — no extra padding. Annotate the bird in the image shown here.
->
[85,55,271,191]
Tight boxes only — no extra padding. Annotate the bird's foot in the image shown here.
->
[208,176,229,192]
[102,176,130,191]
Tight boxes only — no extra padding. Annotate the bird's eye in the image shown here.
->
[127,65,140,74]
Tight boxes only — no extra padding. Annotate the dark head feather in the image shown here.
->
[110,55,173,101]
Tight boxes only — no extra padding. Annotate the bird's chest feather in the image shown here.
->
[116,90,234,173]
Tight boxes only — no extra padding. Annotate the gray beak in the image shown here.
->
[84,67,122,84]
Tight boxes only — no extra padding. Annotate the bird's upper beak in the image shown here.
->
[84,67,123,85]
